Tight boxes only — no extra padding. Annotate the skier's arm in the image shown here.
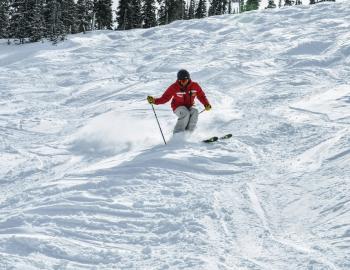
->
[154,86,175,105]
[196,84,210,107]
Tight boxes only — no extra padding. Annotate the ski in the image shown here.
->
[220,133,232,140]
[202,133,232,143]
[203,136,218,143]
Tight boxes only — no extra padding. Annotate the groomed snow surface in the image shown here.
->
[1,2,350,269]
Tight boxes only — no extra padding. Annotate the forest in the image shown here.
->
[0,0,335,44]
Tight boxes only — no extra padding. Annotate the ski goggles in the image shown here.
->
[178,79,189,84]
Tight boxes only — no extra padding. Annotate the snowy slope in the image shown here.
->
[1,2,350,269]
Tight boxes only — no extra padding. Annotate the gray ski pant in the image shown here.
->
[173,106,199,134]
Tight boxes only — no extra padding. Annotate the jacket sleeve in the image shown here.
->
[195,83,210,106]
[154,85,175,105]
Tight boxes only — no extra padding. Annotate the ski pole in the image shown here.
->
[199,109,205,114]
[151,104,167,145]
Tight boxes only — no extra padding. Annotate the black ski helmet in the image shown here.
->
[177,69,190,80]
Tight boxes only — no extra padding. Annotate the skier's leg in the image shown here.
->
[173,106,190,134]
[186,107,199,132]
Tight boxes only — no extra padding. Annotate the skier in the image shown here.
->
[147,69,212,134]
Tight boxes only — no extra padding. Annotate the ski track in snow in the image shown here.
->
[1,2,350,269]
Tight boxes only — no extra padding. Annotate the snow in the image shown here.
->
[1,2,350,269]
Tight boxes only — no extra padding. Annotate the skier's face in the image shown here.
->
[179,79,189,86]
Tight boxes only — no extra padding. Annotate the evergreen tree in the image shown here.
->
[295,0,302,4]
[195,0,206,18]
[228,0,232,14]
[130,0,142,28]
[143,0,157,28]
[45,0,66,43]
[181,0,187,19]
[266,0,276,8]
[209,0,228,16]
[188,0,195,19]
[116,0,131,29]
[239,0,245,12]
[223,0,229,14]
[284,0,293,6]
[171,0,185,21]
[0,0,10,39]
[158,0,184,25]
[245,0,259,11]
[61,0,78,34]
[28,0,45,42]
[76,0,94,33]
[209,0,220,16]
[9,0,29,43]
[116,0,142,30]
[157,0,167,25]
[224,0,229,14]
[94,0,112,29]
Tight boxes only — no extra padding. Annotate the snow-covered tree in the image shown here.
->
[181,0,187,19]
[266,0,277,8]
[94,0,112,30]
[228,0,239,14]
[143,0,157,28]
[76,0,94,33]
[209,0,217,15]
[45,0,66,43]
[157,0,167,25]
[245,0,259,11]
[130,0,142,29]
[228,0,232,14]
[8,0,29,43]
[209,0,229,16]
[188,0,195,19]
[28,0,45,42]
[61,0,78,34]
[116,0,142,30]
[158,0,184,25]
[116,0,132,29]
[0,0,10,39]
[195,0,206,18]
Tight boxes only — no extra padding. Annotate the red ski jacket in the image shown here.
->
[154,80,210,111]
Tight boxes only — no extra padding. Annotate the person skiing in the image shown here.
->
[147,69,212,134]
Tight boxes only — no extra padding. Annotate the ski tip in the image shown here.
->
[220,133,232,139]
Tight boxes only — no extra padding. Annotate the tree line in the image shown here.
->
[0,0,336,44]
[0,0,113,43]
